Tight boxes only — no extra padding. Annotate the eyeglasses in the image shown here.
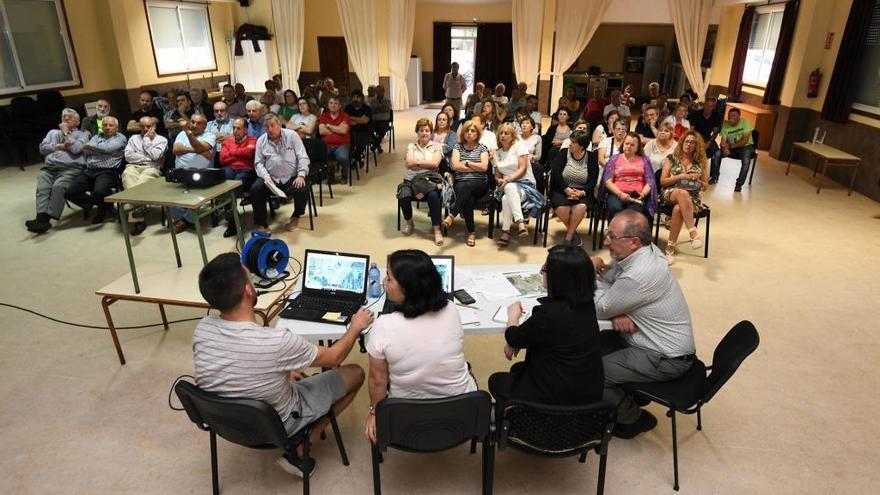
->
[606,233,637,242]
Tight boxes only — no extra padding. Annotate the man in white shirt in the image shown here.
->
[442,62,467,118]
[123,116,168,235]
[251,114,311,232]
[603,90,631,119]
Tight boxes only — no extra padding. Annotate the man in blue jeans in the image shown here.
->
[319,95,351,182]
[711,108,755,192]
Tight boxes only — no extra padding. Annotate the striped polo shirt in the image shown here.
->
[453,142,489,183]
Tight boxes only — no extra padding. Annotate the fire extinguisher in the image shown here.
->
[807,69,822,98]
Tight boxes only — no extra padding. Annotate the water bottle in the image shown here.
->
[368,263,382,299]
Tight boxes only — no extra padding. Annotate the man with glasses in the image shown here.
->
[591,210,696,439]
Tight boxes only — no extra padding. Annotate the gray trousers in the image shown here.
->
[35,165,84,219]
[601,332,693,424]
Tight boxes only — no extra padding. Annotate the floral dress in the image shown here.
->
[661,154,706,212]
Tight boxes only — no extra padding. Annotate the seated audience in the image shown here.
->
[543,107,572,160]
[127,90,167,136]
[592,109,620,149]
[491,83,508,106]
[659,131,708,264]
[25,109,89,234]
[260,90,280,115]
[319,95,352,182]
[582,86,609,130]
[644,122,678,173]
[265,79,284,105]
[655,94,672,121]
[441,103,462,132]
[431,111,458,166]
[370,85,392,152]
[636,104,659,144]
[591,210,696,438]
[598,119,628,168]
[219,117,257,237]
[319,77,340,111]
[165,92,194,137]
[599,132,658,221]
[190,87,214,120]
[122,116,168,235]
[473,115,498,158]
[688,96,722,162]
[222,83,246,118]
[479,100,502,133]
[504,88,526,119]
[366,85,376,102]
[277,89,300,123]
[81,99,111,137]
[678,93,695,111]
[397,118,444,245]
[444,120,490,247]
[550,130,597,246]
[564,86,582,114]
[206,101,234,162]
[245,100,266,138]
[170,114,216,232]
[524,94,542,133]
[603,90,631,120]
[489,245,603,410]
[711,107,755,191]
[287,98,318,139]
[662,104,691,140]
[519,116,543,170]
[364,249,477,444]
[493,123,542,246]
[66,116,127,224]
[194,252,370,475]
[466,82,486,119]
[301,84,321,115]
[344,88,373,160]
[560,120,589,149]
[251,115,311,232]
[234,83,254,103]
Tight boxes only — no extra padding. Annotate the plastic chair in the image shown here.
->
[497,400,616,495]
[371,391,494,495]
[174,378,349,495]
[623,320,760,491]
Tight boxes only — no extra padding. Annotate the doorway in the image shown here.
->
[318,37,349,95]
[450,26,477,106]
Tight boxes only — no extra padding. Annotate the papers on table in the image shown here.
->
[457,307,480,325]
[460,269,546,300]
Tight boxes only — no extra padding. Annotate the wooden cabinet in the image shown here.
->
[724,102,776,150]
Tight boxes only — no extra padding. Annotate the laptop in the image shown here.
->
[281,249,370,325]
[382,255,455,314]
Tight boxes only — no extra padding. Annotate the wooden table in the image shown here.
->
[96,263,295,365]
[785,142,861,195]
[725,102,775,150]
[105,179,244,293]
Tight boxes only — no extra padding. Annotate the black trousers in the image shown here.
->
[488,361,526,418]
[249,177,308,228]
[66,168,118,210]
[449,179,489,232]
[399,189,442,226]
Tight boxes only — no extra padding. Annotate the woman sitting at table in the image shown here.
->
[444,119,490,247]
[659,131,708,264]
[488,245,603,410]
[397,118,444,245]
[599,131,658,222]
[364,249,477,444]
[493,123,543,246]
[550,131,597,247]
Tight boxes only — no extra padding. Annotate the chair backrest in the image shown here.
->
[703,320,760,404]
[302,137,328,163]
[375,390,492,454]
[501,400,615,457]
[751,129,760,148]
[174,380,289,449]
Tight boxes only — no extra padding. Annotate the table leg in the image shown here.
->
[848,162,859,196]
[118,203,140,294]
[167,206,182,267]
[785,146,796,176]
[230,192,244,248]
[193,207,208,265]
[159,303,169,330]
[817,158,828,194]
[101,296,126,365]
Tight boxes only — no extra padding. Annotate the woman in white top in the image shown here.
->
[592,109,620,149]
[399,118,444,244]
[598,119,628,168]
[644,121,678,173]
[365,249,477,444]
[662,104,691,141]
[493,123,536,244]
[519,116,542,165]
[286,98,317,138]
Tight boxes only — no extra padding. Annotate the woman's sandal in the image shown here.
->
[442,215,454,230]
[466,233,476,247]
[665,240,676,265]
[497,231,510,246]
[517,222,528,238]
[688,227,703,249]
[434,231,444,246]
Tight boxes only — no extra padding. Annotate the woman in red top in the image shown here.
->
[582,86,609,130]
[598,132,657,222]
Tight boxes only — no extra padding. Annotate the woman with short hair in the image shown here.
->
[662,104,691,141]
[364,249,477,444]
[444,120,490,247]
[599,131,658,221]
[598,119,628,168]
[550,131,598,247]
[644,121,678,173]
[396,118,444,244]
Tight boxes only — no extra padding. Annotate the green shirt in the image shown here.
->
[720,118,754,147]
[277,105,299,121]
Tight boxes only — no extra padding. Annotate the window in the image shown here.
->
[0,0,79,95]
[451,26,477,103]
[145,0,216,76]
[851,0,880,116]
[742,5,785,87]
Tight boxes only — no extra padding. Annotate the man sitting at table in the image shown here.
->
[711,107,754,191]
[66,116,128,224]
[251,114,311,232]
[123,116,168,235]
[170,114,216,233]
[219,117,257,237]
[194,252,372,478]
[591,210,696,439]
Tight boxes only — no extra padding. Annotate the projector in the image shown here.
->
[167,167,226,188]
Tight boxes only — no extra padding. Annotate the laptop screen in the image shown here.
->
[303,250,369,295]
[430,256,454,294]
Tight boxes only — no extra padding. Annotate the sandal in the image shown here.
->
[665,240,676,265]
[497,231,510,246]
[434,231,444,246]
[443,215,454,230]
[466,233,476,247]
[402,220,414,236]
[688,227,703,249]
[517,221,528,238]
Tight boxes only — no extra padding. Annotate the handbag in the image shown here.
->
[676,179,703,191]
[409,171,444,199]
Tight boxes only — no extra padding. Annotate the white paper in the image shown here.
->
[266,180,287,199]
[468,272,520,299]
[457,307,480,325]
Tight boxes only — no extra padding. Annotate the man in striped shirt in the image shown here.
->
[66,116,127,224]
[193,253,373,477]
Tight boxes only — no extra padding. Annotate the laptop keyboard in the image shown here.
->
[289,295,360,315]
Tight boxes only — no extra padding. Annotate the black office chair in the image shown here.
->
[351,123,377,174]
[747,129,759,185]
[497,400,616,495]
[302,137,333,206]
[623,320,760,491]
[174,378,349,495]
[652,168,711,258]
[371,391,494,495]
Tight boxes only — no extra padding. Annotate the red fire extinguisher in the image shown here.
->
[807,69,822,98]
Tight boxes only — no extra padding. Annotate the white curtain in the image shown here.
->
[549,0,612,114]
[388,0,416,109]
[512,0,544,94]
[271,0,305,95]
[668,0,713,100]
[336,0,380,87]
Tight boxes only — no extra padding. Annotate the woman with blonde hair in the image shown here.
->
[444,120,490,247]
[658,130,708,264]
[492,123,543,246]
[644,121,678,173]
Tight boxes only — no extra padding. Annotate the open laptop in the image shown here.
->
[281,249,370,325]
[382,255,455,314]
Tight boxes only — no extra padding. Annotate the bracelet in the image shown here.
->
[369,405,376,415]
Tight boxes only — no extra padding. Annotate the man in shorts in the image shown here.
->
[192,253,373,477]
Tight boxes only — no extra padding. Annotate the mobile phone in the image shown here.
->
[453,289,476,305]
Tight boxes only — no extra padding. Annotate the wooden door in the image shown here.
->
[318,37,349,95]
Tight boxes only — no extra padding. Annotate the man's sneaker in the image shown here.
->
[734,184,743,193]
[613,409,658,439]
[223,223,237,238]
[568,235,583,247]
[276,452,317,478]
